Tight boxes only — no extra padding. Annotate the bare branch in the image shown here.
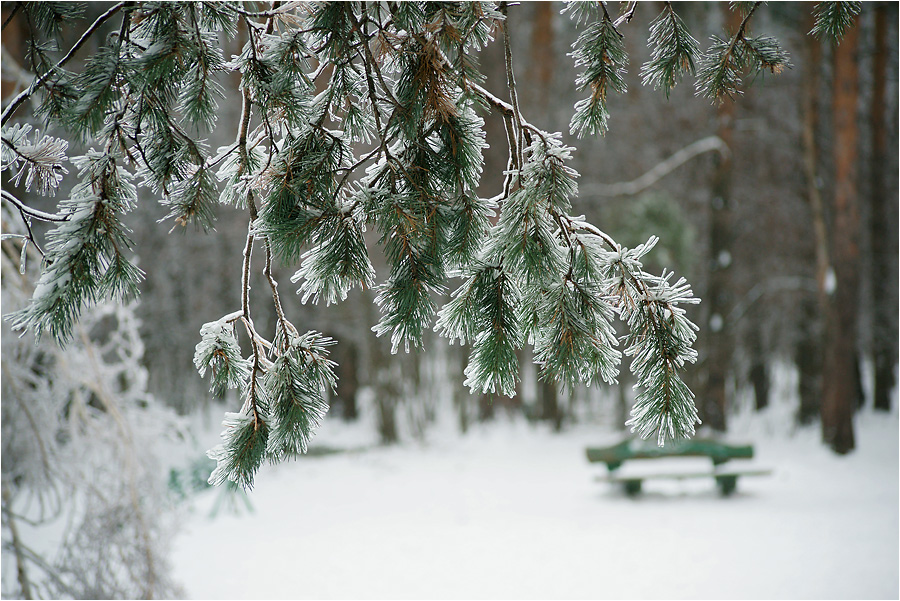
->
[1,189,69,222]
[580,136,730,197]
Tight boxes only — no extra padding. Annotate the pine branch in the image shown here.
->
[694,1,789,102]
[567,2,628,136]
[641,2,700,98]
[614,1,639,28]
[1,2,128,126]
[1,128,69,196]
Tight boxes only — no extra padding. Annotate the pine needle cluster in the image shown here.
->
[810,1,862,42]
[694,3,792,101]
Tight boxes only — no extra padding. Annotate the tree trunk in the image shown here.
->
[526,2,554,116]
[538,378,563,431]
[796,296,824,425]
[368,300,400,444]
[332,339,359,421]
[478,393,495,422]
[797,10,826,426]
[617,373,630,431]
[699,4,741,433]
[748,329,769,411]
[821,21,860,454]
[452,345,472,434]
[869,2,898,412]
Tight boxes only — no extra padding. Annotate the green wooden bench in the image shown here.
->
[586,438,771,496]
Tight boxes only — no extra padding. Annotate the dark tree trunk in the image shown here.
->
[368,301,400,444]
[375,392,399,444]
[332,339,359,421]
[748,329,769,411]
[869,2,898,412]
[797,10,827,426]
[699,3,741,433]
[617,373,631,431]
[451,344,472,434]
[373,359,400,445]
[538,378,563,432]
[402,348,430,440]
[822,20,861,454]
[478,393,495,422]
[796,297,823,425]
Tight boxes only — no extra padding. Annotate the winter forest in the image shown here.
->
[1,1,897,599]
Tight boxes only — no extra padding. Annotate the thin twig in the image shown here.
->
[464,80,544,141]
[721,2,763,69]
[1,2,20,30]
[1,2,128,126]
[613,1,639,28]
[1,189,69,222]
[500,2,524,168]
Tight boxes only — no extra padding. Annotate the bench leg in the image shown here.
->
[623,480,643,496]
[716,475,738,496]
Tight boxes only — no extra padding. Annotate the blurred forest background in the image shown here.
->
[1,2,898,598]
[2,1,897,446]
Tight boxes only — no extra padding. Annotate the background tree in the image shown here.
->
[868,2,898,415]
[820,3,861,454]
[1,204,183,599]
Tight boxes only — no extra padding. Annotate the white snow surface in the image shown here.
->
[172,407,898,600]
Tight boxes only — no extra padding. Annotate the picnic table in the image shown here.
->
[586,437,771,496]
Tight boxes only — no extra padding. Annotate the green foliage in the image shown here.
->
[614,247,701,445]
[67,45,122,141]
[292,213,375,306]
[531,273,620,388]
[266,331,336,459]
[194,318,251,396]
[199,325,337,488]
[255,127,347,264]
[160,164,218,231]
[21,2,85,41]
[568,6,628,137]
[8,150,142,345]
[207,408,270,490]
[695,5,791,101]
[641,5,700,98]
[446,262,523,397]
[810,1,861,42]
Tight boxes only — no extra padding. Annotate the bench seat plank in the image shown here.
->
[586,438,754,470]
[596,468,773,496]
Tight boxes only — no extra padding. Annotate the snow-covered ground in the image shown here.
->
[171,405,898,599]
